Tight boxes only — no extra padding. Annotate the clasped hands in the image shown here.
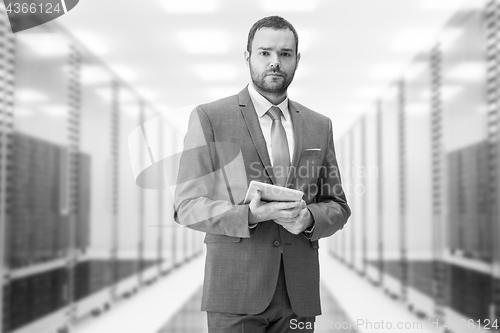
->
[248,190,313,235]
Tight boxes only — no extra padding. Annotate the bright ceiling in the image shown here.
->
[56,0,477,136]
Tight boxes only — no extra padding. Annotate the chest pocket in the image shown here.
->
[301,150,322,157]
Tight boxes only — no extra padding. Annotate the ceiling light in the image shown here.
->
[17,33,69,57]
[356,86,384,100]
[260,0,319,12]
[463,0,485,11]
[421,0,467,11]
[381,85,399,100]
[476,105,488,114]
[177,30,230,55]
[16,88,48,103]
[447,61,485,81]
[94,86,140,105]
[205,86,238,100]
[441,86,463,100]
[39,105,67,116]
[15,107,34,117]
[156,104,174,115]
[121,104,140,117]
[421,0,482,11]
[110,64,138,82]
[137,87,160,102]
[81,65,112,85]
[71,31,109,56]
[406,103,430,115]
[437,28,463,51]
[342,103,374,114]
[404,63,427,81]
[193,64,239,81]
[120,89,140,104]
[391,28,436,53]
[420,86,462,101]
[161,0,218,13]
[369,63,405,80]
[95,87,112,102]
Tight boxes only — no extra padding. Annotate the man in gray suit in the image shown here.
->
[174,16,350,333]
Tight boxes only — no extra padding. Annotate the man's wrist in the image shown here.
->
[302,208,315,239]
[248,207,259,228]
[303,222,315,234]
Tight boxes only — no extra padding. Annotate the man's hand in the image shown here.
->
[274,200,313,235]
[248,190,304,225]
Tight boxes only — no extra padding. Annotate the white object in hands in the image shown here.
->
[243,180,303,204]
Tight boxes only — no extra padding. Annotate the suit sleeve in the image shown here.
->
[307,118,351,241]
[173,107,252,238]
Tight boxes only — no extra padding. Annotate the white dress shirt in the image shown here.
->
[247,83,295,166]
[247,84,314,237]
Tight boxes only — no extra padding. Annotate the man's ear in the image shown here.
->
[244,50,250,67]
[295,52,301,70]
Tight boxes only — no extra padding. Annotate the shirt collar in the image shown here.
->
[248,83,290,121]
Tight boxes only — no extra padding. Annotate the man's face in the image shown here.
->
[245,27,300,95]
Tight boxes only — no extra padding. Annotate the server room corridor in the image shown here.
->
[0,0,499,332]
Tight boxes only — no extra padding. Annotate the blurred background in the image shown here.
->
[0,0,498,332]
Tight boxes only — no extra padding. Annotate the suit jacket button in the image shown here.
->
[273,240,280,247]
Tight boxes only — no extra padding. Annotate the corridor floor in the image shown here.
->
[159,284,357,333]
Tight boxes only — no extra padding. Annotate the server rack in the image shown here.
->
[345,128,358,270]
[439,4,493,330]
[161,129,179,273]
[330,0,500,331]
[340,136,350,266]
[376,100,384,284]
[75,69,115,322]
[398,80,408,302]
[0,8,204,333]
[430,42,447,325]
[329,136,341,260]
[331,137,347,264]
[359,117,367,277]
[380,83,404,300]
[0,10,16,333]
[486,0,500,322]
[351,122,365,275]
[140,104,161,286]
[3,10,75,332]
[364,108,381,285]
[404,51,434,319]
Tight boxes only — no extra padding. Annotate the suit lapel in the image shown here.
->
[238,87,277,184]
[286,100,304,188]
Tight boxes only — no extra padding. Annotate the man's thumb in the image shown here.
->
[250,189,261,206]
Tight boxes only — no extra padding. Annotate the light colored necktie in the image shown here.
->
[267,106,290,187]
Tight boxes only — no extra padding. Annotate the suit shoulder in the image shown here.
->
[291,100,331,123]
[196,94,239,116]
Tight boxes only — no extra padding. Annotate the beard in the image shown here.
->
[249,62,296,96]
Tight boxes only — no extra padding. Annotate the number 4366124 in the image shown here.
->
[5,2,61,14]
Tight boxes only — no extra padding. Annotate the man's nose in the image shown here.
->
[270,55,280,69]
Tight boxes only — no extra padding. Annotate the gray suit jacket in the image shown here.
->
[174,86,350,317]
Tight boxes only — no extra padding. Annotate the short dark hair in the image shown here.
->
[247,16,299,54]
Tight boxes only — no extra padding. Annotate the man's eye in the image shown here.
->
[260,51,269,56]
[281,53,291,57]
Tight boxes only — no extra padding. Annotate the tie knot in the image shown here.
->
[267,106,282,122]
